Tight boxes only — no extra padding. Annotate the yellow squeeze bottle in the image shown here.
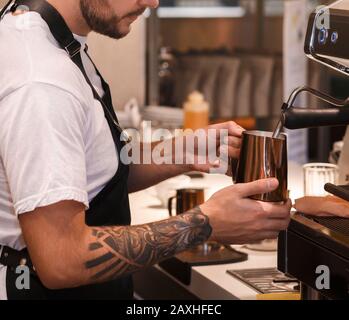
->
[183,91,209,131]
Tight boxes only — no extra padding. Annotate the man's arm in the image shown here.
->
[128,163,190,193]
[19,178,291,290]
[127,140,191,193]
[127,121,244,193]
[19,201,212,289]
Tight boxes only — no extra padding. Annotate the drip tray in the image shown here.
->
[175,242,247,266]
[227,268,299,294]
[159,242,248,285]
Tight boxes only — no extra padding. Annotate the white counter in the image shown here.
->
[129,162,304,300]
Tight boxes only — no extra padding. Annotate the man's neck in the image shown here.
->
[47,0,90,36]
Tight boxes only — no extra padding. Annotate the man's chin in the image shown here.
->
[111,22,132,39]
[119,26,132,38]
[98,25,131,40]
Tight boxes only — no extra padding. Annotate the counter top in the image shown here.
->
[129,162,303,300]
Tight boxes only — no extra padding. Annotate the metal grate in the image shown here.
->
[308,216,349,237]
[227,268,299,294]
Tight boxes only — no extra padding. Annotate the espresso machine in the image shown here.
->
[277,0,349,300]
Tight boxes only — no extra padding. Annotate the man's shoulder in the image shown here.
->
[0,15,89,103]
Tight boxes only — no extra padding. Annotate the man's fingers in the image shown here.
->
[252,232,280,241]
[235,178,279,198]
[261,217,291,232]
[225,136,241,148]
[218,144,239,158]
[227,146,240,159]
[256,199,292,219]
[211,121,245,138]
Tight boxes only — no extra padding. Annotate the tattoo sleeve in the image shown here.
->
[85,207,212,282]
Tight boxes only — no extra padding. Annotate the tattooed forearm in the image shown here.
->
[85,206,212,282]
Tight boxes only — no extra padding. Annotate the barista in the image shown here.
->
[0,0,291,300]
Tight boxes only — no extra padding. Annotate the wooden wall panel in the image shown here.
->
[160,17,283,54]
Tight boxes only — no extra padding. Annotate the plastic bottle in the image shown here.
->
[183,91,209,131]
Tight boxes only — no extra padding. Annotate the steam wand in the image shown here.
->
[272,86,349,138]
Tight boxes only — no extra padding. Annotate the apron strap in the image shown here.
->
[11,0,130,142]
[0,0,13,19]
[13,0,81,58]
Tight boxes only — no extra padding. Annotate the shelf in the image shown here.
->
[156,6,246,19]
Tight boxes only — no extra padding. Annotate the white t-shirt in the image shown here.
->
[0,12,119,299]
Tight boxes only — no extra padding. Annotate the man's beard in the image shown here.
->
[79,0,125,39]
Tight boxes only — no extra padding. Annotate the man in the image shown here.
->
[0,0,291,300]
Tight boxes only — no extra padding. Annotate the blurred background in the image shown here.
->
[1,0,345,163]
[90,0,345,165]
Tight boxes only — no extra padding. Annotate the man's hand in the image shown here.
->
[186,121,245,175]
[207,121,245,159]
[200,178,292,244]
[128,121,244,192]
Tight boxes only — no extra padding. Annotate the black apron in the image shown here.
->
[3,0,133,300]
